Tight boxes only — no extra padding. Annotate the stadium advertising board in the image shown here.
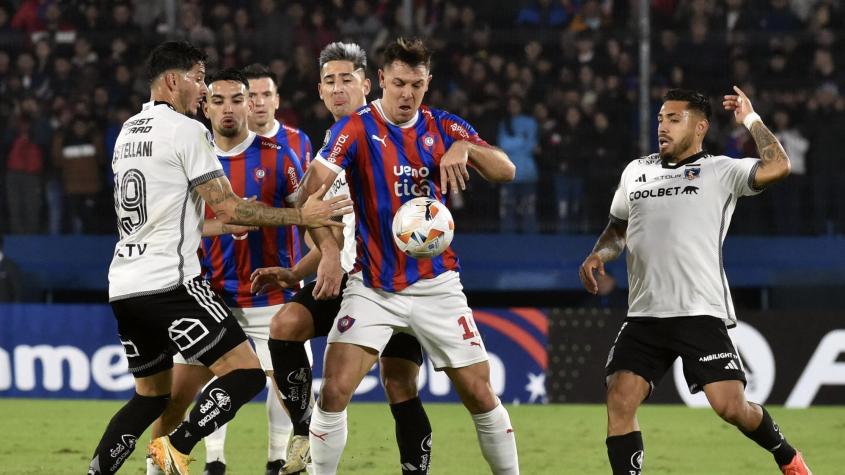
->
[0,305,548,404]
[547,308,845,406]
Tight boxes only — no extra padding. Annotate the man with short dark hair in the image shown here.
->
[251,41,435,475]
[145,67,309,475]
[242,63,313,165]
[87,41,350,475]
[579,87,812,475]
[300,37,519,474]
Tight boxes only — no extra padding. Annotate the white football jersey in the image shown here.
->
[609,152,762,324]
[322,170,356,273]
[108,102,223,301]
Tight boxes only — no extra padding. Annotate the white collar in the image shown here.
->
[259,119,280,138]
[372,99,418,128]
[215,131,257,156]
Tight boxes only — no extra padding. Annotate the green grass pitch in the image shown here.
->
[1,399,841,474]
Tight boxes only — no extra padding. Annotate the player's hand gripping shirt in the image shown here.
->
[610,151,762,324]
[200,131,305,308]
[314,99,490,292]
[109,102,223,301]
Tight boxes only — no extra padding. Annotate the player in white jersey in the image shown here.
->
[88,41,351,475]
[144,68,304,475]
[579,88,812,475]
[249,42,433,475]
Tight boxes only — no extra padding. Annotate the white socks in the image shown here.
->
[267,386,293,461]
[145,455,165,475]
[471,404,520,474]
[309,406,348,475]
[203,422,228,464]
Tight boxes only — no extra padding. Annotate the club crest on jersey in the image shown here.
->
[421,133,436,150]
[337,315,356,333]
[254,167,267,183]
[205,130,215,149]
[684,166,701,180]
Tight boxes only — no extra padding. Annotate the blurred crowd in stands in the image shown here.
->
[1,0,843,237]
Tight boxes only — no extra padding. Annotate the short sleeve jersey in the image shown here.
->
[314,99,490,292]
[199,132,304,308]
[262,119,312,170]
[609,151,762,324]
[109,102,223,301]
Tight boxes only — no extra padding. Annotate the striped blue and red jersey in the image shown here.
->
[200,132,304,308]
[314,99,491,292]
[266,120,312,171]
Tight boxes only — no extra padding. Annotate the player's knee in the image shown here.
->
[460,378,498,413]
[606,386,640,418]
[319,378,355,412]
[711,397,747,425]
[382,375,419,404]
[270,305,313,341]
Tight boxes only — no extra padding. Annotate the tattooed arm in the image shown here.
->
[579,217,627,294]
[194,175,351,228]
[723,86,791,187]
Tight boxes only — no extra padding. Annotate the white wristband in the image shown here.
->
[743,112,762,130]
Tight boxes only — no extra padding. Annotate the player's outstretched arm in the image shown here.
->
[202,196,259,236]
[297,162,344,299]
[440,141,515,194]
[723,86,791,187]
[196,175,351,228]
[579,218,627,294]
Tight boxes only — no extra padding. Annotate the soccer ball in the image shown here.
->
[392,197,455,258]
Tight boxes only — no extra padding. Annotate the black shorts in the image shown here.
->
[290,274,350,338]
[111,277,248,377]
[291,274,424,366]
[605,315,746,396]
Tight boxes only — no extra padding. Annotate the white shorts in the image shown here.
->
[174,304,312,370]
[328,271,488,370]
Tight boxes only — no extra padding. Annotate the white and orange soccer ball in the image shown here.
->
[392,197,455,259]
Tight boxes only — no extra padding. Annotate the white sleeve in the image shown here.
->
[609,167,630,221]
[714,156,763,197]
[177,120,224,189]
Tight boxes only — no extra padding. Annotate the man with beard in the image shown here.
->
[579,88,811,475]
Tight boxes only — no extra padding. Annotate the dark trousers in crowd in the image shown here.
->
[500,182,539,233]
[6,171,42,234]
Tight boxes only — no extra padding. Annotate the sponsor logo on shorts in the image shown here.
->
[337,315,355,333]
[168,318,210,351]
[120,339,139,358]
[698,352,737,362]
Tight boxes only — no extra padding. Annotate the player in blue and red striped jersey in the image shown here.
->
[251,42,435,475]
[243,63,313,168]
[147,68,305,475]
[301,38,520,474]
